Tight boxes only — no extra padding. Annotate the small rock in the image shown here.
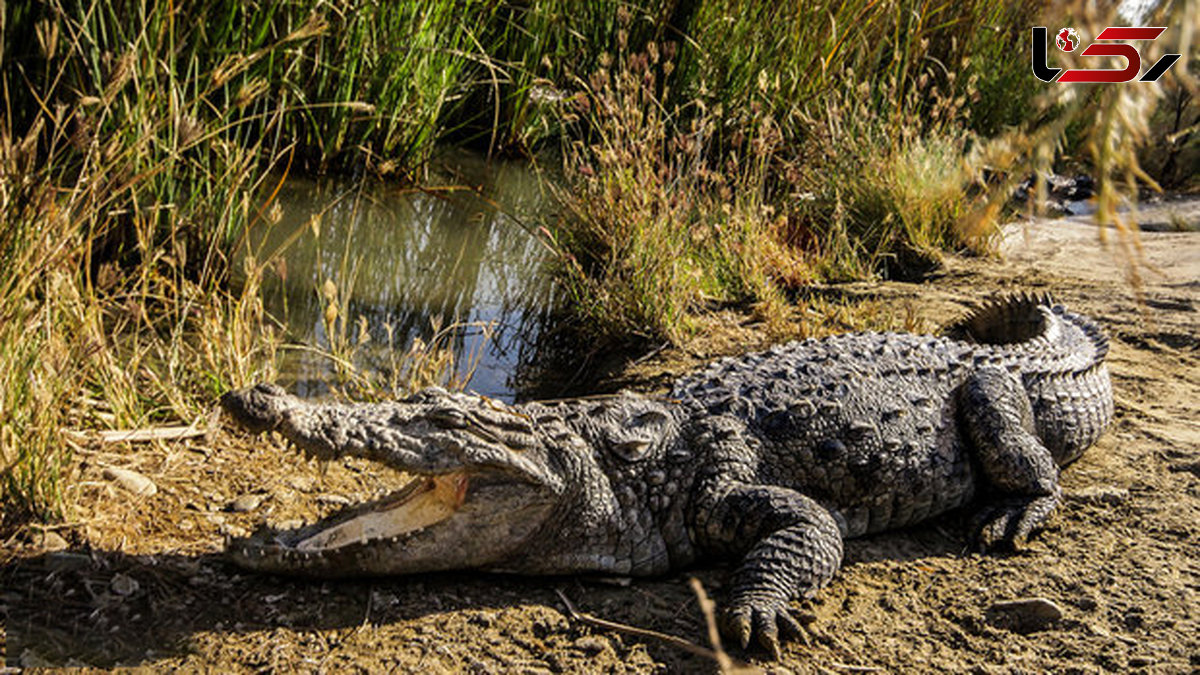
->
[468,611,496,628]
[987,597,1064,633]
[274,519,305,530]
[219,523,249,537]
[287,476,316,492]
[573,635,610,655]
[227,493,264,512]
[317,493,351,506]
[32,530,69,552]
[110,573,140,596]
[102,467,157,497]
[1066,486,1130,506]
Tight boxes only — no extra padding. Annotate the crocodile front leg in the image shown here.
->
[688,418,843,658]
[960,366,1061,549]
[705,484,843,657]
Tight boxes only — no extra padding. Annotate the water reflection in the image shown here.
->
[248,154,559,401]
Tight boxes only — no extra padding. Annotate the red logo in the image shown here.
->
[1032,26,1181,83]
[1056,28,1080,52]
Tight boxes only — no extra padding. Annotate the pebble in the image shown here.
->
[32,531,69,552]
[102,467,157,496]
[469,611,496,628]
[987,597,1063,633]
[573,635,610,655]
[227,493,264,512]
[317,493,351,505]
[287,475,317,492]
[110,573,140,596]
[1066,486,1129,505]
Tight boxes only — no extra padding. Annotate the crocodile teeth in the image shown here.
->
[293,472,468,552]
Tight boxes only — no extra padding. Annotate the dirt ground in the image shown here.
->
[3,198,1198,673]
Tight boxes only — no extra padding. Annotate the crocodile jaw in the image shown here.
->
[227,470,555,576]
[294,472,467,552]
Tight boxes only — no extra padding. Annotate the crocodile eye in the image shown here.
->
[631,410,669,428]
[427,407,468,429]
[613,439,652,461]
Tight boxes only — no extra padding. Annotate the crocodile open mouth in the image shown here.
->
[228,463,556,576]
[278,472,469,552]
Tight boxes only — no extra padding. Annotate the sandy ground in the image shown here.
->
[3,198,1198,673]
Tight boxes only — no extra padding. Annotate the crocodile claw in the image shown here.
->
[723,599,810,660]
[973,494,1059,550]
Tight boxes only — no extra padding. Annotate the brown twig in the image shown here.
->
[554,585,760,674]
[554,588,717,659]
[688,577,738,673]
[63,425,206,444]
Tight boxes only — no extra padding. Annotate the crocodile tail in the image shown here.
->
[945,291,1058,345]
[1069,305,1109,362]
[946,292,1109,364]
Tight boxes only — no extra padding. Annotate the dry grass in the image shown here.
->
[547,35,797,345]
[546,39,990,344]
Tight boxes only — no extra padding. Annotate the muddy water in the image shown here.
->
[246,153,559,401]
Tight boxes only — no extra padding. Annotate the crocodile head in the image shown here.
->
[220,384,679,577]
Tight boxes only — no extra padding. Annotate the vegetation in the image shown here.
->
[1,0,1195,521]
[547,0,1196,340]
[546,2,1029,341]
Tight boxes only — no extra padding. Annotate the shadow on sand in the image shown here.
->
[2,515,977,668]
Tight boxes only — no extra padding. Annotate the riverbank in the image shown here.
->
[5,199,1197,671]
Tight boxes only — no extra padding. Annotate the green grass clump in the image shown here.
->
[549,41,796,343]
[3,0,507,176]
[791,69,991,280]
[0,0,290,521]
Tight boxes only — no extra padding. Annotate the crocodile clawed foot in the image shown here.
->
[723,599,813,660]
[972,494,1059,551]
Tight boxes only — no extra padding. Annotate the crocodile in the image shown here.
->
[220,294,1113,657]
